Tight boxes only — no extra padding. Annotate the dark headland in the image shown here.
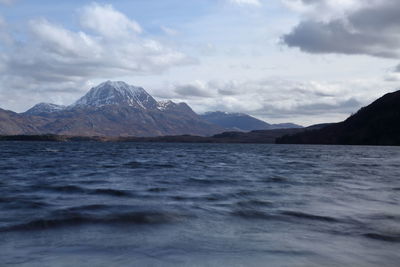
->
[277,90,400,146]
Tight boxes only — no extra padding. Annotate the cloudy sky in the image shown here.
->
[0,0,399,125]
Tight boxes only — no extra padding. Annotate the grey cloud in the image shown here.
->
[175,84,213,98]
[177,78,372,125]
[218,89,238,96]
[283,0,400,58]
[292,98,361,115]
[248,98,362,122]
[253,97,362,117]
[385,64,400,81]
[300,0,319,4]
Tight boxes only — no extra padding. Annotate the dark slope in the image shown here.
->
[277,90,400,145]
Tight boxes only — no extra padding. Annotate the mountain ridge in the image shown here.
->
[200,111,302,131]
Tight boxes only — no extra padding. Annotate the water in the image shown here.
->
[0,142,399,266]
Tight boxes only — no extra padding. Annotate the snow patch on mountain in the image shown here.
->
[157,100,176,111]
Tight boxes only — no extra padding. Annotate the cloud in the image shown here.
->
[0,3,192,92]
[282,0,400,58]
[80,3,142,38]
[155,77,382,124]
[384,64,400,81]
[174,81,214,98]
[160,26,179,36]
[281,0,362,18]
[228,0,261,7]
[0,16,13,45]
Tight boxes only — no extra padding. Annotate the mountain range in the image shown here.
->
[0,81,299,137]
[200,111,302,131]
[1,81,222,136]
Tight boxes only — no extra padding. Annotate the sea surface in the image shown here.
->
[0,142,399,267]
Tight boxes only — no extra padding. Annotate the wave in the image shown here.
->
[32,184,132,197]
[364,233,400,243]
[0,195,51,209]
[147,187,168,192]
[235,200,274,208]
[231,210,278,220]
[231,209,340,223]
[1,210,187,232]
[92,189,132,197]
[280,211,340,223]
[6,200,51,209]
[123,161,175,169]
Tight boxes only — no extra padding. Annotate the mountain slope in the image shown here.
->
[0,109,47,135]
[36,105,220,137]
[201,111,302,131]
[277,90,400,145]
[201,112,271,131]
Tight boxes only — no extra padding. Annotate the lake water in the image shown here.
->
[0,142,399,266]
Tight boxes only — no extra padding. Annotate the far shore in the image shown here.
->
[0,128,303,144]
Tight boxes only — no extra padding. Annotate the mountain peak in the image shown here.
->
[24,102,66,116]
[73,81,158,109]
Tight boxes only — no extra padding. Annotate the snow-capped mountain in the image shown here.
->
[24,103,66,116]
[16,81,223,137]
[73,81,158,110]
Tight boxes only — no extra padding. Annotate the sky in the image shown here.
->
[0,0,399,126]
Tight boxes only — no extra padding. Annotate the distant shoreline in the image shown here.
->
[0,128,303,144]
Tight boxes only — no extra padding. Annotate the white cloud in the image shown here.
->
[281,0,363,20]
[160,26,179,36]
[79,3,142,39]
[0,3,192,111]
[228,0,262,7]
[29,18,101,58]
